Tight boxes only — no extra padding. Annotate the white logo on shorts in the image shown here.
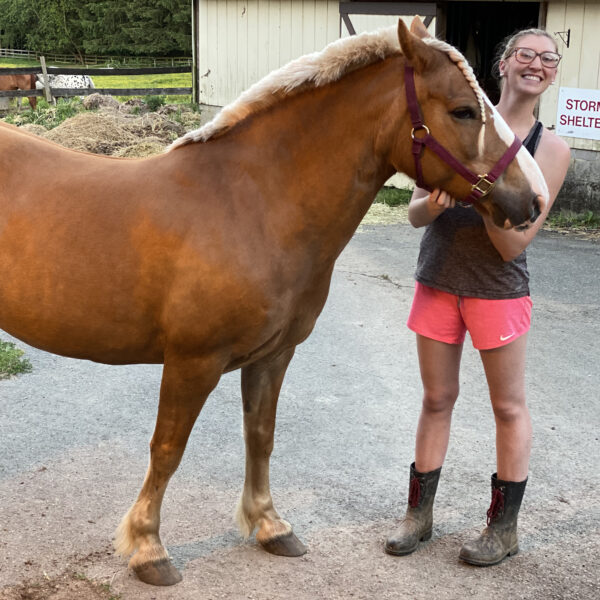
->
[500,333,515,341]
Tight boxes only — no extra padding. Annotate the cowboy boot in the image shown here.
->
[385,462,442,555]
[459,473,528,566]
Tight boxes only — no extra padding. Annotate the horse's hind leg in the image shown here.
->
[237,347,306,556]
[115,355,222,586]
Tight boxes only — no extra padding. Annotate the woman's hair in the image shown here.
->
[494,28,559,88]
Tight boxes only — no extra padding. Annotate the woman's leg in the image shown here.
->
[385,334,462,556]
[414,334,463,472]
[459,334,530,566]
[479,333,531,481]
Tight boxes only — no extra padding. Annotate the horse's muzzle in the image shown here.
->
[490,192,542,231]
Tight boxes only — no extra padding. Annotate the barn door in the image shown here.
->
[438,1,542,103]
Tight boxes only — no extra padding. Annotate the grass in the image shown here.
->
[546,209,600,230]
[0,339,32,379]
[374,186,412,206]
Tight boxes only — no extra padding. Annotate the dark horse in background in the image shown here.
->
[0,18,547,586]
[0,74,37,109]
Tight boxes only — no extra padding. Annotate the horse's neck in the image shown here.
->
[227,57,402,248]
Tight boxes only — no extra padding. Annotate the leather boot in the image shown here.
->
[385,462,442,555]
[459,473,527,566]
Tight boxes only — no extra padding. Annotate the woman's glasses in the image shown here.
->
[510,47,562,68]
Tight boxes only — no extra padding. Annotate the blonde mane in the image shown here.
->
[169,26,486,151]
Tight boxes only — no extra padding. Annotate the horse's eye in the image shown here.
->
[451,107,477,120]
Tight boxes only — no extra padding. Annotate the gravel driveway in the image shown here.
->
[1,221,598,599]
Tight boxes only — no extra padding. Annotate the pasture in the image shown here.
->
[0,58,193,106]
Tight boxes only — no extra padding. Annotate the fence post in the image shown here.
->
[39,56,54,104]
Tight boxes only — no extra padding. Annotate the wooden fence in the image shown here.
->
[0,48,192,67]
[0,63,193,104]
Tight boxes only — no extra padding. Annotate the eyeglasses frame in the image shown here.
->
[510,47,562,68]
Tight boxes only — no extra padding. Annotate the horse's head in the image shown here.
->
[392,18,548,229]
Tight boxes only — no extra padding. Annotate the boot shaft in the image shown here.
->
[486,473,528,527]
[408,462,442,510]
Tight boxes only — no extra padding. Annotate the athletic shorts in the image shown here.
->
[407,282,532,350]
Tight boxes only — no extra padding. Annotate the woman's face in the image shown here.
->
[499,34,559,97]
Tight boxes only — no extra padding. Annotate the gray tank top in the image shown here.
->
[414,121,543,299]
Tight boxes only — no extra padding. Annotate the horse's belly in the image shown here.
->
[0,227,165,364]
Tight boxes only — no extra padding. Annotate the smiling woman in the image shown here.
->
[386,27,571,568]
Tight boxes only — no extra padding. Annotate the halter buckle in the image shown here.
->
[471,175,496,198]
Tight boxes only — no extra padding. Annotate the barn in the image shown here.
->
[191,1,600,211]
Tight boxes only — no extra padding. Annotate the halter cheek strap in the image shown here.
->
[404,65,522,204]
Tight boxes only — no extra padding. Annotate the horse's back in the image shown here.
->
[0,126,290,365]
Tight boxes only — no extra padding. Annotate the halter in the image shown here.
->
[405,65,522,204]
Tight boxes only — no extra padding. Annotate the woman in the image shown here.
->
[385,29,571,565]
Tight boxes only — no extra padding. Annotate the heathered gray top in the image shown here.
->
[415,122,543,299]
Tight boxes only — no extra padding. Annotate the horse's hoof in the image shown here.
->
[260,532,307,557]
[133,558,183,586]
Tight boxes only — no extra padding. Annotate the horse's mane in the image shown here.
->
[168,26,484,150]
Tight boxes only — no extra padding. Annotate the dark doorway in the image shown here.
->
[440,2,540,103]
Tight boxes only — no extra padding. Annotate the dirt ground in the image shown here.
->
[1,99,598,600]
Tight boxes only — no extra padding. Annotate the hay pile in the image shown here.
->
[21,93,205,157]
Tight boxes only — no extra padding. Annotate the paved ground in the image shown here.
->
[1,222,599,599]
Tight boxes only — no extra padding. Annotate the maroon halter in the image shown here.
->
[405,65,522,203]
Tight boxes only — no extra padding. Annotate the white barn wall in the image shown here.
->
[197,0,339,107]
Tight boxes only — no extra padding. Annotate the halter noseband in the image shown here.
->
[405,65,522,204]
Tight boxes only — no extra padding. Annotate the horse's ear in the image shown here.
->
[410,16,431,40]
[397,18,434,72]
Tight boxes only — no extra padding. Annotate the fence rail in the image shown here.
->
[0,48,192,67]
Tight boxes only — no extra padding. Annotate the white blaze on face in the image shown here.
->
[484,97,549,208]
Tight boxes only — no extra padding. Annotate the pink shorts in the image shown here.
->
[407,282,532,350]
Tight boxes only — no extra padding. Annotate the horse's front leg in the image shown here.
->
[115,355,222,586]
[236,347,306,556]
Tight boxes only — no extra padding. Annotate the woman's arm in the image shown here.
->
[408,187,456,228]
[482,131,571,262]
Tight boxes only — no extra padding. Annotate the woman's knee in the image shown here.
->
[491,395,528,423]
[422,386,459,415]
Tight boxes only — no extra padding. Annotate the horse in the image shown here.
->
[35,73,95,98]
[0,74,37,110]
[0,18,548,586]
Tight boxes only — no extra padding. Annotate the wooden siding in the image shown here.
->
[197,1,339,106]
[542,0,600,151]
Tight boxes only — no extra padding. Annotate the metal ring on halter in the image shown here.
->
[411,124,430,140]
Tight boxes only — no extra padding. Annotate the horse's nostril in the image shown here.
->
[530,195,541,224]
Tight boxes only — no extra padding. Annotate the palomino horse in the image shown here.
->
[0,19,547,586]
[0,74,37,109]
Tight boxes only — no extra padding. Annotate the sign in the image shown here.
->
[556,87,600,140]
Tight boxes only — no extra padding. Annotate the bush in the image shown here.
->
[143,95,166,111]
[0,340,32,379]
[3,98,85,130]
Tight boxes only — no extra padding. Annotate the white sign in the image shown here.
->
[556,87,600,140]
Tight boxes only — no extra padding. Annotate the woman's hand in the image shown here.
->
[429,189,456,210]
[408,188,456,228]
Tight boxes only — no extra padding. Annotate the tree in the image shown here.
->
[0,0,191,59]
[80,0,191,57]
